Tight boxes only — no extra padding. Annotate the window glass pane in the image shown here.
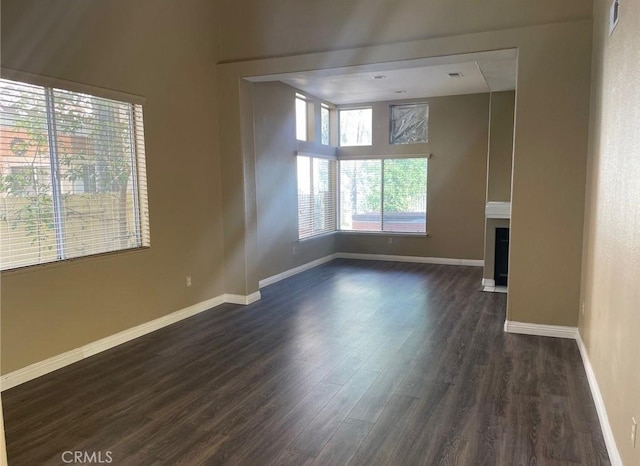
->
[339,159,381,231]
[0,80,57,269]
[390,103,429,144]
[296,97,307,141]
[339,108,372,146]
[321,106,330,145]
[382,158,427,233]
[53,89,140,259]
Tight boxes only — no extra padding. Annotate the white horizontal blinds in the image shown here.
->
[133,105,150,247]
[297,156,312,238]
[297,155,336,239]
[339,159,382,231]
[312,157,336,235]
[0,77,149,270]
[382,158,427,233]
[0,80,57,269]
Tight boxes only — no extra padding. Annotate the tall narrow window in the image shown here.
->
[339,157,427,233]
[339,107,372,146]
[0,78,149,270]
[321,104,330,145]
[295,94,308,141]
[297,155,336,239]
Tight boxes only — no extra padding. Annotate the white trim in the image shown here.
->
[503,320,578,339]
[485,201,511,219]
[483,285,507,294]
[336,153,433,160]
[0,292,261,391]
[1,67,146,105]
[259,254,338,288]
[335,252,483,267]
[482,278,496,287]
[258,253,482,290]
[576,333,623,466]
[223,291,262,305]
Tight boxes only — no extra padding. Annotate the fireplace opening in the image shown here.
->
[494,227,509,286]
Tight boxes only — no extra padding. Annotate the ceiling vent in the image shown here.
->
[448,72,463,78]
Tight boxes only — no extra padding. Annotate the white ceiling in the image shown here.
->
[249,49,517,105]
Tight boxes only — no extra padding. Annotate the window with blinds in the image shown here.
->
[339,157,427,233]
[0,78,149,270]
[297,155,336,239]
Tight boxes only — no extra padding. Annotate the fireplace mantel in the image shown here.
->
[485,202,511,219]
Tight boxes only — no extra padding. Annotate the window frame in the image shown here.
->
[389,102,429,145]
[320,102,337,146]
[337,154,429,235]
[296,152,337,241]
[0,70,150,271]
[295,93,314,142]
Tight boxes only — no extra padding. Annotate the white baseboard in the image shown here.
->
[0,292,260,391]
[258,253,483,290]
[259,254,338,288]
[576,333,622,466]
[482,278,495,287]
[503,320,578,339]
[223,291,261,305]
[335,252,483,267]
[483,285,507,294]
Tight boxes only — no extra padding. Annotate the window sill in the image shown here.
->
[297,231,337,243]
[0,246,151,275]
[337,231,429,238]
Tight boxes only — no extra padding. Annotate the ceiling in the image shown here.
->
[249,49,517,104]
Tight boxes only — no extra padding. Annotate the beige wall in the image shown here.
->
[1,0,224,373]
[253,82,335,281]
[487,91,515,202]
[0,396,6,466]
[336,93,489,260]
[580,0,640,464]
[217,0,592,62]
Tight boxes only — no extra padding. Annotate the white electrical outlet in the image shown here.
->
[581,301,585,316]
[632,417,637,448]
[186,276,192,287]
[388,237,393,244]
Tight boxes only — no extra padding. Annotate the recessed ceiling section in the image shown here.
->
[248,49,517,105]
[282,62,489,105]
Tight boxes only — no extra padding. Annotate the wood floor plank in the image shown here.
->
[288,368,380,456]
[311,418,373,466]
[348,393,416,466]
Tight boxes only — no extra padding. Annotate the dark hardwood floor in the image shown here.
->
[3,259,610,465]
